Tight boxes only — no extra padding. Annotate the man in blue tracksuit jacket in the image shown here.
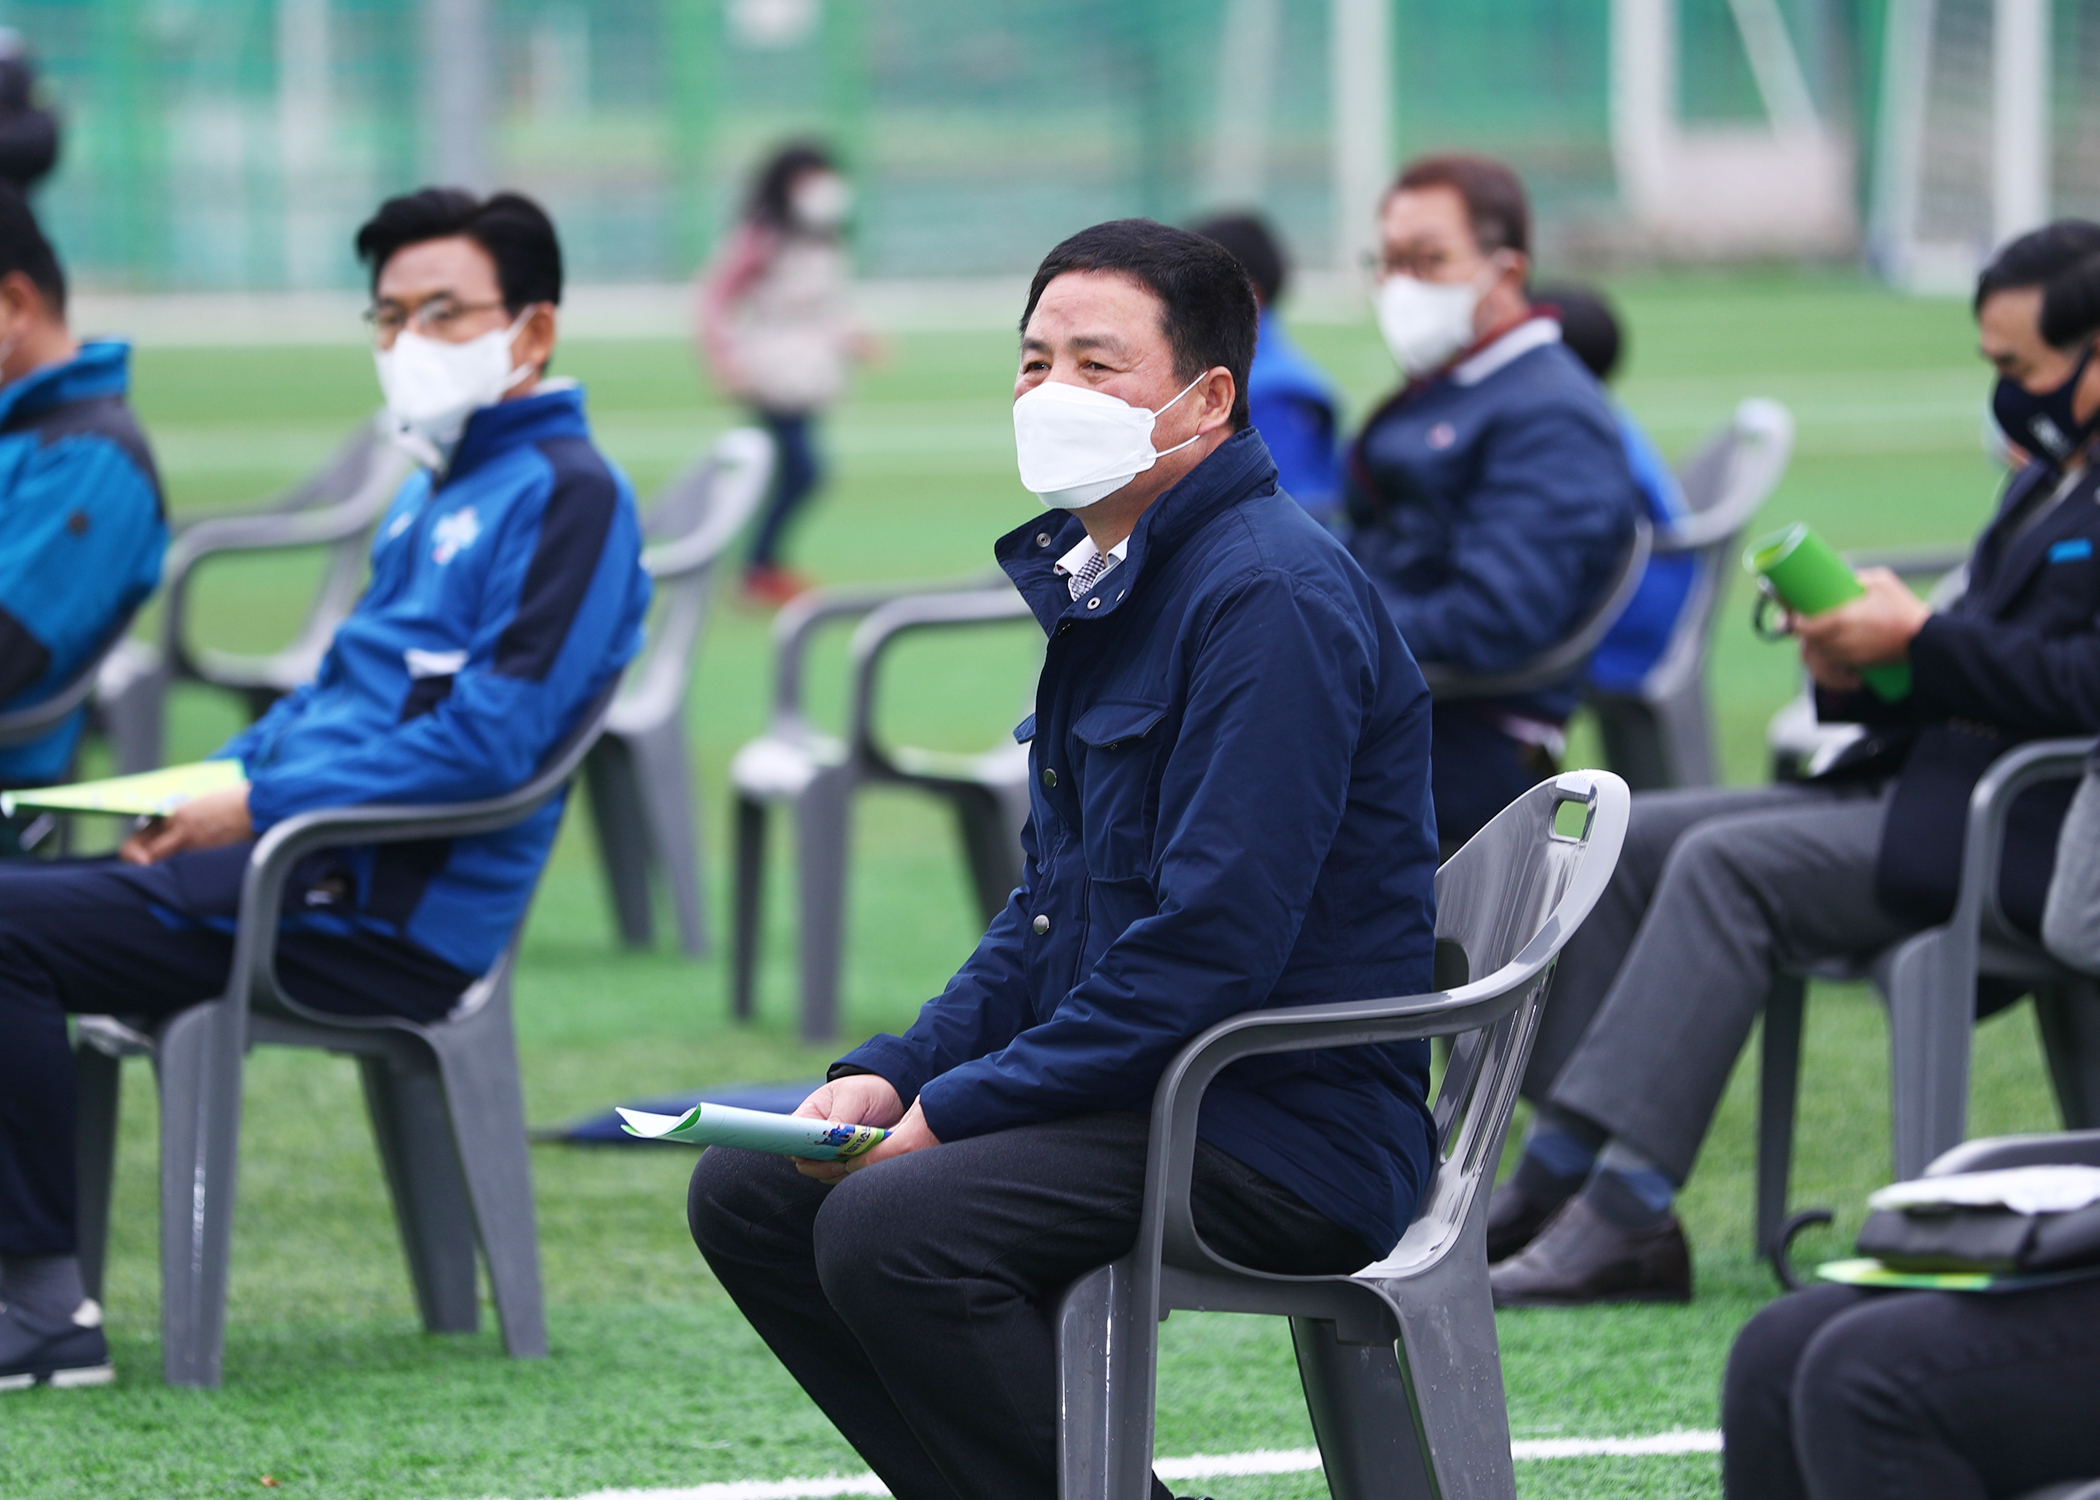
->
[0,185,165,805]
[0,188,648,1388]
[1348,157,1639,851]
[691,221,1439,1500]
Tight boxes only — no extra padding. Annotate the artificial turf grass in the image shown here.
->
[10,271,2063,1498]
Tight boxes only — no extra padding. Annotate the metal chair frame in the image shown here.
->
[1056,770,1631,1500]
[71,681,616,1387]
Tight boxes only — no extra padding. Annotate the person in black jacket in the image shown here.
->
[1483,219,2100,1305]
[0,32,58,192]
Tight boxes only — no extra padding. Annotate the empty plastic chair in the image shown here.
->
[91,415,410,772]
[584,427,772,957]
[729,576,1036,1040]
[1589,398,1793,790]
[1756,736,2100,1260]
[1056,770,1630,1500]
[70,683,616,1388]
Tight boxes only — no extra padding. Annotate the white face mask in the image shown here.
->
[1375,258,1506,378]
[374,309,537,468]
[790,173,851,232]
[1012,373,1206,510]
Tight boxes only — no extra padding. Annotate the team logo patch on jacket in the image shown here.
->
[431,505,481,564]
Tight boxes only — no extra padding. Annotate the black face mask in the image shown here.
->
[1994,341,2098,463]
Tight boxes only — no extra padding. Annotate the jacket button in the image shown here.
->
[1032,914,1050,935]
[1041,767,1057,789]
[1086,597,1101,610]
[1036,532,1052,548]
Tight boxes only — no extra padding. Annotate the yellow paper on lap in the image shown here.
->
[0,760,247,819]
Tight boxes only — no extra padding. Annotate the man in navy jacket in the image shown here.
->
[1487,221,2100,1306]
[0,188,648,1388]
[0,183,164,810]
[1347,155,1639,850]
[690,220,1440,1500]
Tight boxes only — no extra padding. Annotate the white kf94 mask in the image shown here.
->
[375,310,537,468]
[1374,257,1509,379]
[1012,373,1206,510]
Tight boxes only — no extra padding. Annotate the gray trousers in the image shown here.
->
[1530,782,1919,1185]
[2042,765,2100,974]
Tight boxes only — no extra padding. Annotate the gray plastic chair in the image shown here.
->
[729,577,1036,1040]
[1417,514,1652,701]
[584,427,772,957]
[1589,398,1794,790]
[90,414,410,772]
[1055,769,1631,1500]
[69,681,617,1388]
[1756,736,2100,1258]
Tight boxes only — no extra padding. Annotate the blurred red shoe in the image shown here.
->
[741,564,815,607]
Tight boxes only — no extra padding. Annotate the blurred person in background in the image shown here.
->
[1534,282,1698,704]
[698,141,871,606]
[1346,154,1639,852]
[0,181,164,851]
[0,187,650,1388]
[1486,220,2100,1307]
[0,30,56,192]
[1191,211,1343,521]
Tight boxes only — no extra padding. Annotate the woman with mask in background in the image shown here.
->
[698,141,871,606]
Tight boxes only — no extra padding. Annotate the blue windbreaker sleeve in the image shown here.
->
[1375,403,1636,673]
[241,461,644,826]
[1253,392,1342,518]
[912,572,1373,1140]
[0,441,164,704]
[839,824,1041,1103]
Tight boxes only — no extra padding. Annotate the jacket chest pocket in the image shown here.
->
[1069,700,1168,883]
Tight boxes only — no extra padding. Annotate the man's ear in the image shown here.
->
[515,302,558,374]
[1199,366,1236,431]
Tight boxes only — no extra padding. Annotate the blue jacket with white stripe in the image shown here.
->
[0,340,166,786]
[218,385,649,976]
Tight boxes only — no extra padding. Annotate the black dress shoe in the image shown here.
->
[1488,1197,1692,1307]
[1484,1179,1568,1263]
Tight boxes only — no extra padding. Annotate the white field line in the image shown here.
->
[517,1431,1723,1500]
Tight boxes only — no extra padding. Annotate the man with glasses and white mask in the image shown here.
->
[0,187,649,1390]
[1347,153,1640,852]
[688,219,1441,1500]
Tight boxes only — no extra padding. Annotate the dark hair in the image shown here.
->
[1190,211,1286,306]
[0,34,56,191]
[354,187,563,311]
[1974,220,2100,349]
[746,140,836,231]
[0,179,63,314]
[1534,282,1622,383]
[1021,219,1258,428]
[1391,153,1530,257]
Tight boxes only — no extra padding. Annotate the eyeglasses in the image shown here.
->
[362,296,508,341]
[1361,246,1468,281]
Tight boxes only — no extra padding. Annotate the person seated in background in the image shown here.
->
[1346,154,1639,851]
[1535,282,1698,706]
[1722,1200,2100,1498]
[0,30,58,193]
[1486,220,2100,1306]
[1191,211,1344,522]
[0,181,165,844]
[688,219,1440,1500]
[0,187,651,1389]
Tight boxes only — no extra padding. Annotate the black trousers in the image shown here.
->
[1722,1279,2100,1500]
[687,1111,1374,1500]
[0,845,473,1257]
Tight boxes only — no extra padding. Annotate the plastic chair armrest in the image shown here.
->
[845,587,1035,762]
[766,570,1009,721]
[1953,736,2098,941]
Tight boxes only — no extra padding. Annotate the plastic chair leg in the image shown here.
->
[72,1043,122,1304]
[358,1051,479,1334]
[1593,699,1672,794]
[99,657,167,775]
[154,999,246,1388]
[953,786,1023,923]
[1757,974,1807,1256]
[1878,928,1975,1180]
[793,770,853,1042]
[629,717,708,959]
[1651,678,1719,790]
[584,736,657,950]
[2036,981,2100,1131]
[731,795,767,1021]
[1386,1255,1518,1500]
[1054,1261,1156,1500]
[1290,1317,1434,1500]
[431,987,546,1359]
